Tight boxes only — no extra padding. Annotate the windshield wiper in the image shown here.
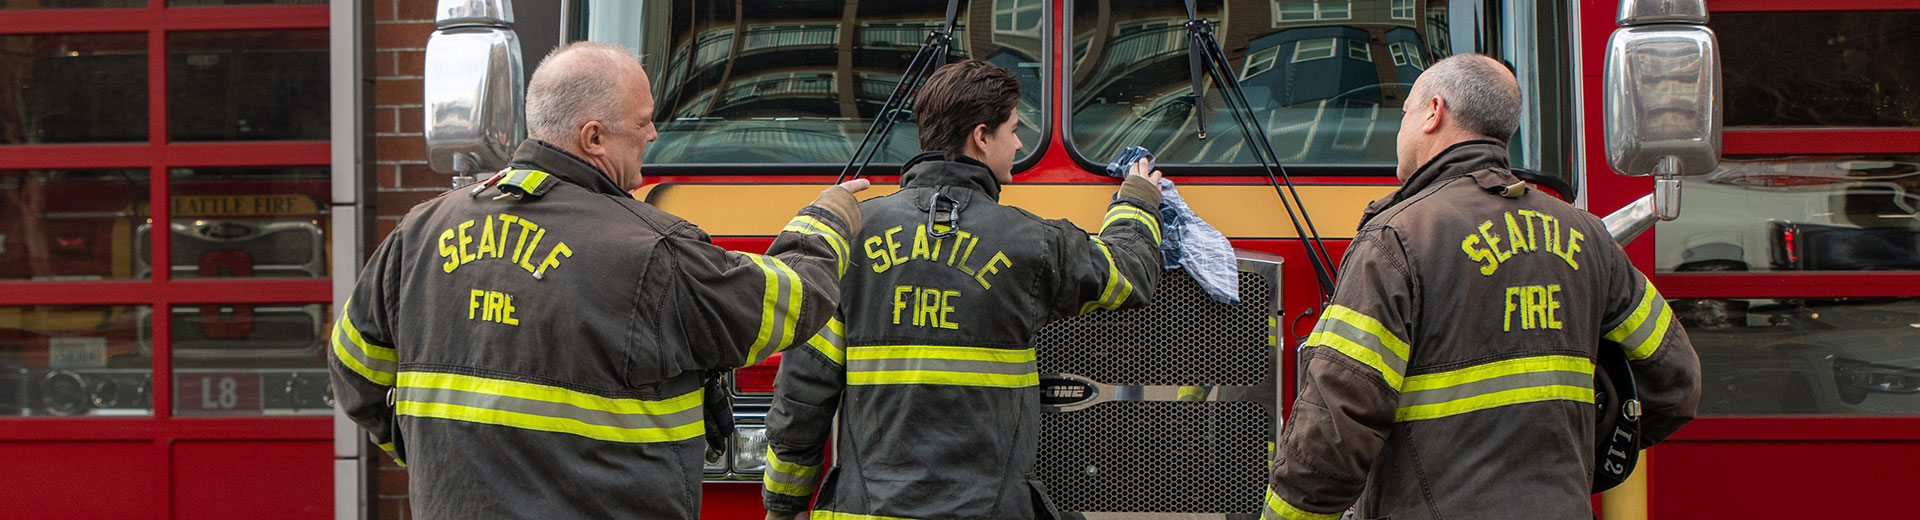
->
[835,0,963,184]
[1182,0,1338,305]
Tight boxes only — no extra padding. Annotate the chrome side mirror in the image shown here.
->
[1601,0,1723,243]
[424,0,525,181]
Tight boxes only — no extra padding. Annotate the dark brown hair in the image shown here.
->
[914,59,1022,155]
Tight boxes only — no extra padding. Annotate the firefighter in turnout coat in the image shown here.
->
[761,60,1166,520]
[1259,55,1701,520]
[328,43,867,519]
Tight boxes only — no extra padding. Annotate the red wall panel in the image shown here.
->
[0,441,164,519]
[171,440,331,519]
[1652,441,1920,517]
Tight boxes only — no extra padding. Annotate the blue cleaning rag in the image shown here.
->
[1155,178,1239,305]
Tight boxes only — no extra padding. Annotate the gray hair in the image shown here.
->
[525,42,641,143]
[1414,54,1522,142]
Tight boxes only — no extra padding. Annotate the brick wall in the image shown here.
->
[367,0,443,517]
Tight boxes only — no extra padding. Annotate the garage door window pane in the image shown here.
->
[170,303,331,416]
[0,169,152,281]
[0,33,148,144]
[167,30,328,141]
[163,167,331,279]
[0,305,154,417]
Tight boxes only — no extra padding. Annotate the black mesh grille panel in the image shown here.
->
[1034,270,1273,385]
[1037,401,1267,514]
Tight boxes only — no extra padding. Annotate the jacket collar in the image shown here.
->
[507,139,630,198]
[899,151,1003,201]
[1359,140,1511,227]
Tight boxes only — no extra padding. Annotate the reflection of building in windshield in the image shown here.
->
[1071,0,1447,165]
[621,0,1043,165]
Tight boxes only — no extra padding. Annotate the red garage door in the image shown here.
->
[0,2,334,518]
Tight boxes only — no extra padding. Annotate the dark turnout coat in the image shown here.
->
[329,139,859,519]
[1261,141,1701,520]
[762,153,1165,519]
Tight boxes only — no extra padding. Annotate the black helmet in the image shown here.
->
[1592,343,1642,493]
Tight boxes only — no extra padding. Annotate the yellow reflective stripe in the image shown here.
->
[744,253,805,366]
[1103,204,1162,244]
[1395,355,1596,422]
[809,511,918,520]
[1079,238,1135,314]
[1604,279,1671,361]
[1306,330,1404,390]
[783,215,850,277]
[1303,305,1411,390]
[846,345,1038,388]
[807,317,847,365]
[1320,305,1410,361]
[1261,487,1341,520]
[395,372,704,443]
[763,447,822,497]
[330,300,396,386]
[376,442,405,466]
[500,169,552,193]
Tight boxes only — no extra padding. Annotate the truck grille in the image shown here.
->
[1035,269,1274,386]
[1037,401,1267,514]
[1035,258,1280,516]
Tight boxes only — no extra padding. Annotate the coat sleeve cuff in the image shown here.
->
[807,185,863,237]
[1116,174,1163,208]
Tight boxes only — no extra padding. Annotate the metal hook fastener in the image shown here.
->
[927,191,960,238]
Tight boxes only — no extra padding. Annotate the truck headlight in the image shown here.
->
[731,425,768,473]
[1834,357,1920,404]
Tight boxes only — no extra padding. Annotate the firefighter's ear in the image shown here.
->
[578,120,607,157]
[966,122,990,156]
[1421,96,1445,134]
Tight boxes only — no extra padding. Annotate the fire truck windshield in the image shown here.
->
[1070,0,1575,175]
[574,0,1045,167]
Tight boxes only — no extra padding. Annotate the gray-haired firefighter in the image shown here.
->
[760,59,1165,520]
[328,42,865,519]
[1260,54,1700,520]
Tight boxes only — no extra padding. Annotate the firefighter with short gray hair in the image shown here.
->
[328,41,866,519]
[1259,54,1701,520]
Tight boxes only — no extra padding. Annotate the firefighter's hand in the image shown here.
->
[765,511,806,520]
[1127,158,1163,184]
[835,178,871,194]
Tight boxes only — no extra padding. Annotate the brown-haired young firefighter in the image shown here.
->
[760,59,1166,520]
[328,42,866,519]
